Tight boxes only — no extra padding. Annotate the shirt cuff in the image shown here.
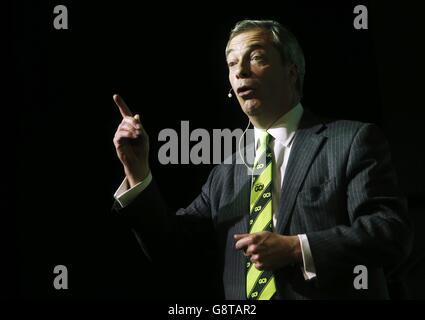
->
[113,171,153,208]
[298,234,317,281]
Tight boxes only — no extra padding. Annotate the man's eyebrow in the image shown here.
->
[226,43,266,59]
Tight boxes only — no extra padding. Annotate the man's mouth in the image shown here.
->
[237,85,257,98]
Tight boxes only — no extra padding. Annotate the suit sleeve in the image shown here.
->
[111,165,218,262]
[306,123,413,287]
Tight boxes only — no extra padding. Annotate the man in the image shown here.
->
[112,20,412,299]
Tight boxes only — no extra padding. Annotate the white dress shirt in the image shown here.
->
[114,102,316,280]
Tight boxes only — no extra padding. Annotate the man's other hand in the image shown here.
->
[234,232,302,271]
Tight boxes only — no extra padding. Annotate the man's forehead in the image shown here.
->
[227,29,272,56]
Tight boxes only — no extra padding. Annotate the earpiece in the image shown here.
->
[238,118,253,173]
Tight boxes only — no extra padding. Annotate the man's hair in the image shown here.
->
[226,19,305,96]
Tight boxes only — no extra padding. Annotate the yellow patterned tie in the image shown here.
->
[246,131,276,300]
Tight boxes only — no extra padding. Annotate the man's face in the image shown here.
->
[226,29,295,119]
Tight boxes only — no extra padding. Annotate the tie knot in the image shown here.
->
[258,131,271,149]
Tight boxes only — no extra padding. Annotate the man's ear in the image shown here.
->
[288,63,299,86]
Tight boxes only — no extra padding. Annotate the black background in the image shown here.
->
[6,0,425,302]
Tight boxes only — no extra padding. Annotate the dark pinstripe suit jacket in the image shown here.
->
[113,110,413,299]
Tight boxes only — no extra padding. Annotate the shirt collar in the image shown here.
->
[254,102,304,149]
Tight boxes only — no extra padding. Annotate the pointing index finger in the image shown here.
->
[113,94,133,118]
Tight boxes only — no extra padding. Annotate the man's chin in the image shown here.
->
[242,99,262,116]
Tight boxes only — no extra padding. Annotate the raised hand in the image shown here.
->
[113,94,150,187]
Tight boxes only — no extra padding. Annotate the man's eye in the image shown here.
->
[227,61,237,67]
[251,55,264,62]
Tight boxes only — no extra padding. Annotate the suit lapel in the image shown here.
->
[276,117,326,234]
[234,140,256,232]
[233,161,251,235]
[230,143,254,299]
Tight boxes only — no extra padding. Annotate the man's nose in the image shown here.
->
[235,61,251,79]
